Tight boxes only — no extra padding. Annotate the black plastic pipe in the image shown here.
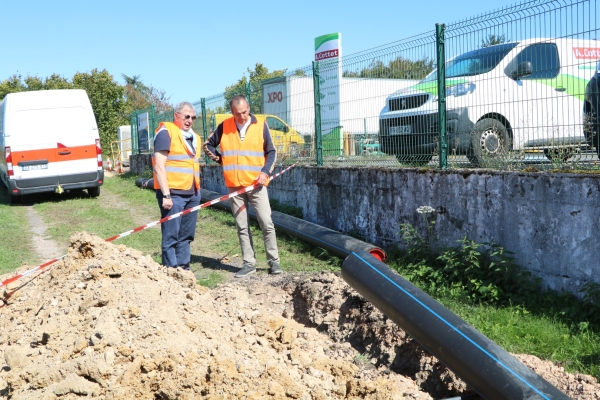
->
[135,177,154,189]
[341,250,568,400]
[134,179,385,260]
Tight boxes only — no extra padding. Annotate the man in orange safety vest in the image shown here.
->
[153,102,202,270]
[203,95,282,277]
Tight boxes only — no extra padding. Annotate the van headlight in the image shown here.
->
[446,82,476,97]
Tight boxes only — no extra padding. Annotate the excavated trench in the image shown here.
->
[0,233,597,399]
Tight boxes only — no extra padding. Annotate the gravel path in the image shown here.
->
[23,204,64,262]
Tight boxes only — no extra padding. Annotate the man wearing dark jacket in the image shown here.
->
[203,95,282,277]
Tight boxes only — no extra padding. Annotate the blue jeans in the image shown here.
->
[156,191,201,267]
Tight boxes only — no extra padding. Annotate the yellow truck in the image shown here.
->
[209,114,305,157]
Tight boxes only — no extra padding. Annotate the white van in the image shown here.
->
[379,38,600,165]
[0,89,104,202]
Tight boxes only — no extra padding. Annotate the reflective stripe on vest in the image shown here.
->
[220,117,269,187]
[153,122,201,190]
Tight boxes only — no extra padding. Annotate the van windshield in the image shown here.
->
[422,42,519,82]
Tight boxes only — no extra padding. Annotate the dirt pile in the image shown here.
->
[1,232,598,399]
[0,232,430,399]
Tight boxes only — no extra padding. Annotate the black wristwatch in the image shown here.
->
[164,194,171,199]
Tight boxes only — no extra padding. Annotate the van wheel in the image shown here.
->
[362,150,370,156]
[544,148,574,162]
[395,154,433,166]
[88,187,100,197]
[468,118,512,167]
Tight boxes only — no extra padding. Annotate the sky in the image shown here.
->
[0,0,521,105]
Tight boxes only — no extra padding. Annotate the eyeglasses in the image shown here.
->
[177,112,197,120]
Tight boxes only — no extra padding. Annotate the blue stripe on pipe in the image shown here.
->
[352,252,551,400]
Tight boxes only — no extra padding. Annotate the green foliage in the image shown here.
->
[437,238,539,304]
[0,73,73,99]
[72,69,125,151]
[224,63,287,113]
[121,74,172,121]
[481,34,508,48]
[343,56,434,80]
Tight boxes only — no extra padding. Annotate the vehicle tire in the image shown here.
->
[468,118,512,167]
[362,150,370,156]
[544,148,574,162]
[395,154,433,166]
[88,187,100,197]
[584,109,599,157]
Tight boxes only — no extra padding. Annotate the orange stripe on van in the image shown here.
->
[10,145,97,164]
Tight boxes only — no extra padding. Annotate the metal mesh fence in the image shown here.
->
[130,0,599,171]
[440,0,600,170]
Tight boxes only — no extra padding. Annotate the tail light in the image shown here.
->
[95,139,103,168]
[5,146,13,177]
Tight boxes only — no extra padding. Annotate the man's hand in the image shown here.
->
[162,197,173,210]
[256,172,269,186]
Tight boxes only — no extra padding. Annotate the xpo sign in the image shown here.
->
[267,91,283,103]
[262,79,287,120]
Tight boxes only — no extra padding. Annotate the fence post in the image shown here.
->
[436,23,447,170]
[129,112,138,155]
[312,61,323,166]
[201,98,209,164]
[149,105,156,153]
[245,82,251,103]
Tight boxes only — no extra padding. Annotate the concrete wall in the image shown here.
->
[131,154,600,294]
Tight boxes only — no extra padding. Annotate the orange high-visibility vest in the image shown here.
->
[153,122,201,190]
[220,117,269,187]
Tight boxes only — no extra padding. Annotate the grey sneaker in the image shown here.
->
[235,263,256,278]
[269,261,283,275]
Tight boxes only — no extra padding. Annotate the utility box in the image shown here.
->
[117,125,132,166]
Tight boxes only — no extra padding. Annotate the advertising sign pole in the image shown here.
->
[314,33,343,158]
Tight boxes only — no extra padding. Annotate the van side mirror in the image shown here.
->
[511,61,533,80]
[282,125,289,133]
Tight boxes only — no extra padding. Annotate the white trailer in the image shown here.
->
[261,76,418,138]
[116,125,132,166]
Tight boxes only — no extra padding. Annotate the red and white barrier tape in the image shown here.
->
[0,163,298,289]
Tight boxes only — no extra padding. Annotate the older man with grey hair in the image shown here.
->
[153,102,202,270]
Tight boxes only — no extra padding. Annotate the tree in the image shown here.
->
[72,69,126,151]
[121,74,172,120]
[481,34,508,48]
[0,75,30,100]
[0,74,74,100]
[224,63,287,113]
[343,56,434,80]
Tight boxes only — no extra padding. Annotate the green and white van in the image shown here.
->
[379,38,600,165]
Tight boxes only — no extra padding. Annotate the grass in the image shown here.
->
[0,187,39,275]
[7,173,341,290]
